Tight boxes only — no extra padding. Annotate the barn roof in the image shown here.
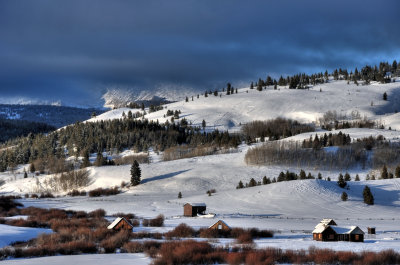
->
[185,203,206,207]
[209,220,230,229]
[313,224,364,235]
[312,223,329,233]
[319,219,336,225]
[331,226,364,235]
[107,217,133,229]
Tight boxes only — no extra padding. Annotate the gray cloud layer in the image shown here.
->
[0,0,399,106]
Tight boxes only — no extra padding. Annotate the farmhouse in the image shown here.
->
[183,203,206,217]
[209,220,231,232]
[107,217,134,230]
[312,219,364,242]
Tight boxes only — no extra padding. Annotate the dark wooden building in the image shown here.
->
[107,217,134,230]
[209,220,231,232]
[313,222,364,242]
[183,203,206,217]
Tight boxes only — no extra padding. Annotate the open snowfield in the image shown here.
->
[89,79,400,132]
[1,253,150,265]
[2,79,400,262]
[0,224,52,248]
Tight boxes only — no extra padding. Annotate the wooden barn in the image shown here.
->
[312,220,364,242]
[107,217,134,231]
[183,203,206,217]
[209,220,231,232]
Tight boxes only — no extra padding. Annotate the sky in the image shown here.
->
[0,0,399,107]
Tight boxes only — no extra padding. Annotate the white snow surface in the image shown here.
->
[1,254,150,265]
[2,79,400,257]
[0,224,52,248]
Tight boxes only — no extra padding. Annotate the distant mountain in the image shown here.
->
[0,104,106,128]
[102,87,197,108]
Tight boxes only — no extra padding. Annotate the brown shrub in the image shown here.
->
[88,187,120,197]
[123,242,144,253]
[165,223,195,239]
[225,252,246,265]
[100,230,131,253]
[198,228,220,238]
[236,232,254,244]
[112,212,135,220]
[114,153,149,165]
[149,214,164,227]
[88,208,106,218]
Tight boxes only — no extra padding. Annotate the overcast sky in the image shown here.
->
[0,0,399,107]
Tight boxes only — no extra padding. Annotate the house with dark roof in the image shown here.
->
[312,219,364,242]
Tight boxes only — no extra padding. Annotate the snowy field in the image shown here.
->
[1,254,150,265]
[0,224,52,248]
[1,79,400,262]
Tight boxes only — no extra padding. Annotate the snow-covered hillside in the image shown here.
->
[2,79,400,257]
[93,79,400,132]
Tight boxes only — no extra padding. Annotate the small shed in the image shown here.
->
[107,217,134,230]
[183,203,206,217]
[368,227,376,234]
[209,220,231,232]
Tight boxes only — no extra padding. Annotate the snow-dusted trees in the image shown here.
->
[337,174,347,188]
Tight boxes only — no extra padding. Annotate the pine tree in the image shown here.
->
[344,172,351,181]
[355,174,360,181]
[299,169,306,179]
[317,173,322,179]
[237,180,244,189]
[81,150,91,168]
[341,191,348,201]
[337,173,347,188]
[381,165,388,179]
[383,92,387,101]
[248,178,257,187]
[130,160,141,186]
[202,119,206,130]
[178,192,182,199]
[29,163,35,173]
[24,170,28,179]
[395,165,400,178]
[363,185,374,205]
[262,176,268,185]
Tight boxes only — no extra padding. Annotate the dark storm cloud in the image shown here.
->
[0,0,399,106]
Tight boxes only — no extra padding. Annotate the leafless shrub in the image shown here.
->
[114,153,149,165]
[245,141,367,170]
[163,145,236,161]
[165,223,195,239]
[88,187,120,197]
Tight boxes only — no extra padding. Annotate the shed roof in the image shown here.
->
[209,220,230,229]
[312,223,329,233]
[107,217,133,229]
[185,203,206,207]
[331,226,364,235]
[319,219,336,225]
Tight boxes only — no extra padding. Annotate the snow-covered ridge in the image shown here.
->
[96,79,400,132]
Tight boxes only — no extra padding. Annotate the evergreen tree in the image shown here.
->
[355,174,360,181]
[262,176,268,185]
[381,165,388,179]
[299,169,306,180]
[178,192,182,199]
[363,185,374,205]
[24,170,28,179]
[81,150,91,168]
[202,119,206,130]
[341,191,348,201]
[317,172,322,179]
[250,82,254,89]
[395,165,400,178]
[337,173,347,188]
[383,92,388,101]
[344,172,351,181]
[29,163,35,173]
[237,180,244,189]
[248,178,257,187]
[130,160,141,186]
